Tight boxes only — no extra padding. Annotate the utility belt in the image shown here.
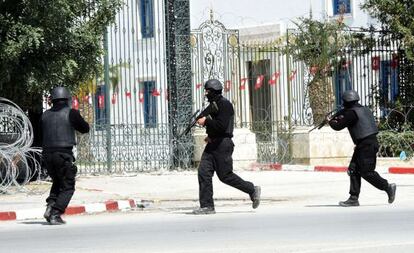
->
[42,146,73,155]
[204,136,231,144]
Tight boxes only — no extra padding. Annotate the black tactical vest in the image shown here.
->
[348,106,378,144]
[41,107,76,148]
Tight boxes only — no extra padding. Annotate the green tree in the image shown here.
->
[0,0,122,110]
[361,0,414,60]
[283,15,351,124]
[361,0,414,108]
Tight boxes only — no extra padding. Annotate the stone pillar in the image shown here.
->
[290,126,354,165]
[193,128,257,169]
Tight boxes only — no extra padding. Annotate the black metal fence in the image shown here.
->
[75,0,193,173]
[72,9,414,173]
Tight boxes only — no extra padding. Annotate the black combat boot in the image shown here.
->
[386,183,396,204]
[250,186,261,209]
[192,206,216,215]
[49,209,66,225]
[339,195,359,207]
[43,201,55,222]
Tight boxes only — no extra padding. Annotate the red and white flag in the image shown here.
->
[125,91,131,98]
[98,95,105,109]
[139,90,144,103]
[372,56,380,71]
[240,78,247,90]
[72,96,79,110]
[152,88,160,96]
[288,70,297,81]
[268,72,280,86]
[255,75,264,90]
[196,83,202,89]
[111,93,117,104]
[224,80,231,92]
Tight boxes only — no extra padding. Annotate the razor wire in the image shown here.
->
[377,106,414,160]
[0,97,43,193]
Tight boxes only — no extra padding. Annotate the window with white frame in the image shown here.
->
[333,0,351,15]
[143,81,157,128]
[139,0,154,38]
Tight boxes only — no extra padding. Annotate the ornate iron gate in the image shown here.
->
[191,14,295,164]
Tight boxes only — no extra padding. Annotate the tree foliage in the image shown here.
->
[284,16,351,80]
[0,0,122,108]
[282,15,352,124]
[361,0,414,59]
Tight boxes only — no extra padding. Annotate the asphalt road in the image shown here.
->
[1,203,413,253]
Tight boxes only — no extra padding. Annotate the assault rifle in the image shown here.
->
[308,108,342,132]
[179,101,219,137]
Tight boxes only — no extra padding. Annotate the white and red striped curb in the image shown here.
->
[0,199,139,222]
[249,163,414,174]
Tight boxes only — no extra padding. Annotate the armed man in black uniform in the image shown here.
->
[41,87,90,224]
[192,79,261,214]
[327,90,396,207]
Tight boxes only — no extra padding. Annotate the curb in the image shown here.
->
[314,166,348,172]
[249,163,414,174]
[388,167,414,174]
[0,199,138,222]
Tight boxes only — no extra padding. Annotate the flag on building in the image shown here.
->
[372,56,380,71]
[240,78,247,90]
[152,88,160,96]
[288,70,297,81]
[98,95,105,109]
[268,72,280,85]
[254,75,264,90]
[224,80,231,92]
[139,90,144,103]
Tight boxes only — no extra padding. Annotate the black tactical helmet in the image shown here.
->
[50,87,71,101]
[204,79,223,91]
[342,90,360,102]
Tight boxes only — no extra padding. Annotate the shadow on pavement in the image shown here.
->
[179,210,255,215]
[305,204,386,207]
[19,221,50,225]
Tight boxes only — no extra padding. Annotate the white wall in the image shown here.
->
[106,0,168,126]
[190,0,378,30]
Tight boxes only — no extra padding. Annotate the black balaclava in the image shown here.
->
[205,89,222,102]
[343,100,357,109]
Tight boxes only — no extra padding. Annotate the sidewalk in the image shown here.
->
[1,166,414,221]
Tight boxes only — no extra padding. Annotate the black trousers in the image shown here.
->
[44,151,77,214]
[348,140,388,197]
[198,138,255,208]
